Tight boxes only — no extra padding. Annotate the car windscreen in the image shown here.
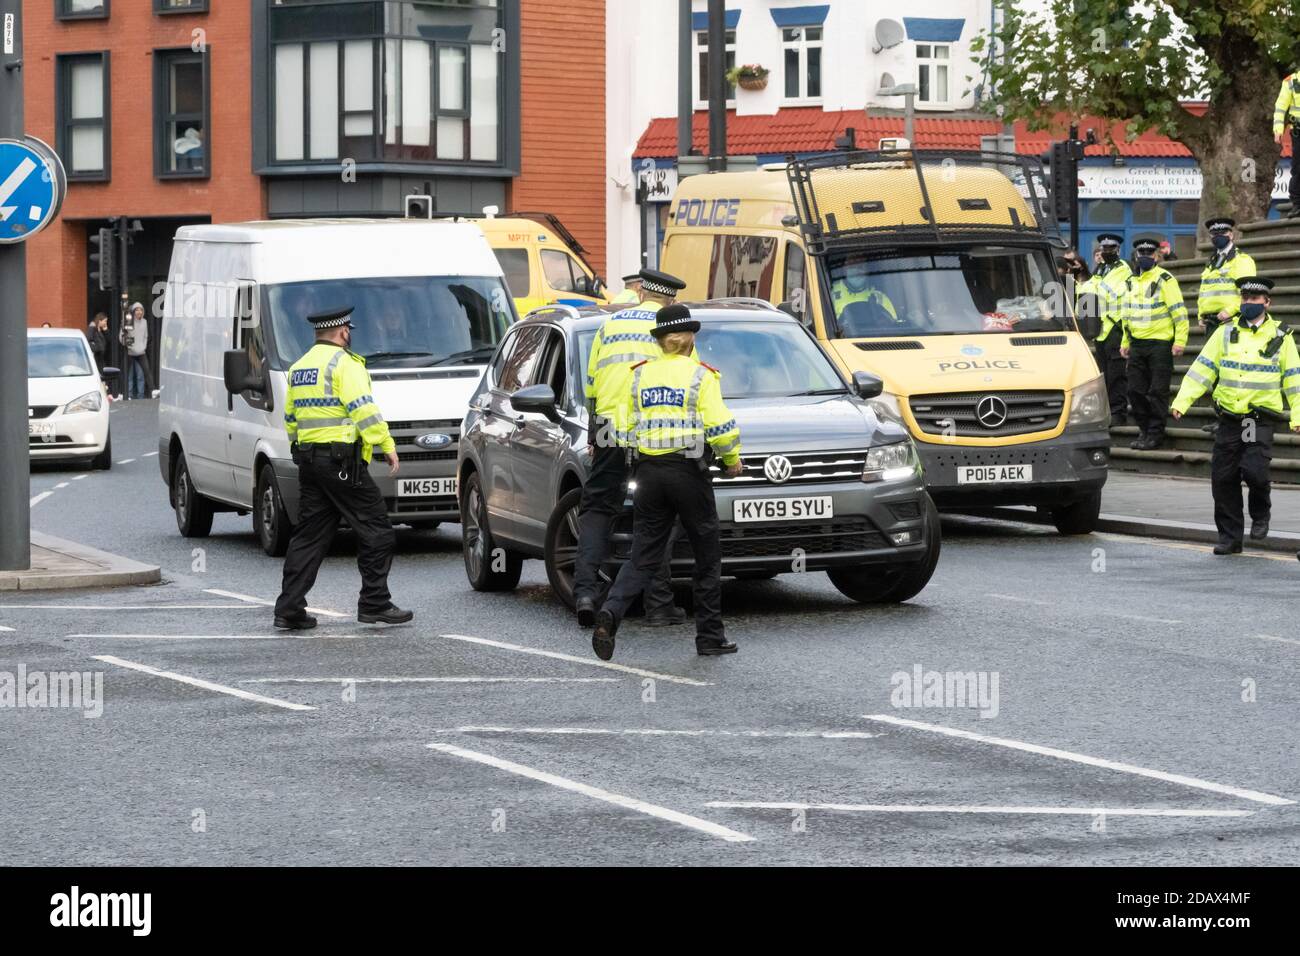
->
[28,337,93,378]
[264,275,515,370]
[825,246,1068,338]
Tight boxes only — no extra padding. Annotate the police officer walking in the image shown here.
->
[573,269,689,627]
[591,304,743,661]
[1089,234,1132,424]
[1120,238,1188,450]
[273,306,414,629]
[1275,67,1300,217]
[1172,277,1300,554]
[1197,217,1256,340]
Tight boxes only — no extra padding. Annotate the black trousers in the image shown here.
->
[601,455,724,642]
[1127,338,1174,441]
[1095,323,1127,418]
[1211,416,1273,543]
[574,426,675,612]
[275,458,396,618]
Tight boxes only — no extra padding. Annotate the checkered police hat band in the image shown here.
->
[313,316,351,329]
[1239,281,1269,294]
[642,279,678,296]
[656,317,695,331]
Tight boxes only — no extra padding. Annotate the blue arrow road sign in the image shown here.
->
[0,137,66,244]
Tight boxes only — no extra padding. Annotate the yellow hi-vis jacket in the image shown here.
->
[1197,247,1257,321]
[284,342,395,463]
[584,304,664,420]
[830,280,898,319]
[1121,267,1189,349]
[1274,72,1299,136]
[619,352,742,466]
[1172,315,1300,426]
[1091,260,1132,340]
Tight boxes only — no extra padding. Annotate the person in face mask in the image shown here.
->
[830,252,898,334]
[1119,239,1188,450]
[1172,277,1300,554]
[1197,217,1257,341]
[1091,234,1133,424]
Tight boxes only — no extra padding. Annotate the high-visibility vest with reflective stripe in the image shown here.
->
[1171,315,1300,425]
[620,353,742,466]
[283,342,395,463]
[830,280,898,319]
[1121,268,1189,348]
[1197,248,1256,320]
[1274,73,1299,136]
[1092,260,1132,340]
[584,304,664,420]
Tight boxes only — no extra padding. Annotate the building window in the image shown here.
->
[782,27,822,102]
[268,0,505,167]
[56,0,108,20]
[56,53,110,181]
[916,43,950,104]
[1086,200,1124,225]
[695,30,736,107]
[155,0,209,13]
[154,48,210,179]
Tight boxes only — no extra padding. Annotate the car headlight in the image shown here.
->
[863,441,918,482]
[63,390,102,415]
[867,390,905,424]
[1067,375,1109,429]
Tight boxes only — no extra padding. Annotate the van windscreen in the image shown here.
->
[825,247,1069,338]
[264,275,514,369]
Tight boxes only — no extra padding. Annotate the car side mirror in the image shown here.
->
[100,366,120,381]
[853,370,884,399]
[511,383,560,421]
[223,350,264,394]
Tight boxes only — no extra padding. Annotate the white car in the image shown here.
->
[27,328,114,470]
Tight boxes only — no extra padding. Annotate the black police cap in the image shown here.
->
[307,306,355,329]
[1205,217,1236,232]
[639,269,687,298]
[1236,276,1274,295]
[1096,233,1123,247]
[1132,239,1159,254]
[651,303,700,337]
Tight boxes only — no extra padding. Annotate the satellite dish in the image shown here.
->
[879,72,896,92]
[873,18,905,53]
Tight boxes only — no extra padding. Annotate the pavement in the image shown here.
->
[3,399,1298,866]
[0,531,161,591]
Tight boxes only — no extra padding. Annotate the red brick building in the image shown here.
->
[22,0,606,337]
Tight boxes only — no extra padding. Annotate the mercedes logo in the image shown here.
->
[763,455,793,484]
[414,433,453,450]
[975,395,1008,429]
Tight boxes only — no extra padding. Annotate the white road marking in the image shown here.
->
[29,492,52,507]
[436,633,712,687]
[244,677,621,685]
[426,741,754,843]
[72,474,89,481]
[54,482,69,489]
[70,633,372,641]
[1108,612,1182,625]
[987,593,1050,606]
[116,459,135,464]
[94,655,315,712]
[202,588,346,619]
[863,714,1295,807]
[438,726,879,739]
[705,802,1254,818]
[0,625,14,633]
[1253,633,1300,648]
[143,451,158,457]
[2,603,256,611]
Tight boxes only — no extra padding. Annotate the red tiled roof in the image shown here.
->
[635,103,1292,159]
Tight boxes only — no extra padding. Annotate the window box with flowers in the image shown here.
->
[725,64,769,92]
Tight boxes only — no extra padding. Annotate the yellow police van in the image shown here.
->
[660,149,1110,534]
[475,211,610,315]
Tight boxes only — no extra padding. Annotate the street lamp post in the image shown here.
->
[877,82,918,145]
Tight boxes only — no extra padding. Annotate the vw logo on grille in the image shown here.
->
[414,433,453,450]
[975,395,1008,429]
[763,455,793,484]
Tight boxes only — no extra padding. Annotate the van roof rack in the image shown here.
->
[701,297,784,311]
[785,149,1060,256]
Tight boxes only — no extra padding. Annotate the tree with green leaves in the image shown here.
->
[971,1,1300,230]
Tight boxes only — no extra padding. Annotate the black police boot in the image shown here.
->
[358,605,415,625]
[592,610,617,661]
[1213,539,1243,556]
[1250,517,1270,541]
[575,596,597,628]
[644,605,688,627]
[1128,433,1148,450]
[696,637,738,656]
[273,613,318,631]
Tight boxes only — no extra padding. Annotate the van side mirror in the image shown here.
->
[852,370,884,399]
[511,383,560,421]
[223,350,264,394]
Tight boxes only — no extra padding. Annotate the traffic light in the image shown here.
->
[89,227,116,292]
[1048,141,1073,221]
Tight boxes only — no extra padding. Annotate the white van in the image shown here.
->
[157,219,516,555]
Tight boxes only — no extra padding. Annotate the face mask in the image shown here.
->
[1211,234,1231,251]
[1101,250,1119,263]
[1239,302,1266,322]
[1136,256,1156,273]
[342,330,352,350]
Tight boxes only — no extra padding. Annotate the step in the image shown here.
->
[1110,423,1300,450]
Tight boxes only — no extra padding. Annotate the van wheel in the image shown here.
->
[1051,489,1102,535]
[255,466,291,557]
[827,496,941,604]
[172,451,215,538]
[460,471,522,591]
[91,430,112,471]
[544,488,588,610]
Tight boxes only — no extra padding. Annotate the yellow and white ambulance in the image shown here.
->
[475,211,609,315]
[660,149,1110,534]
